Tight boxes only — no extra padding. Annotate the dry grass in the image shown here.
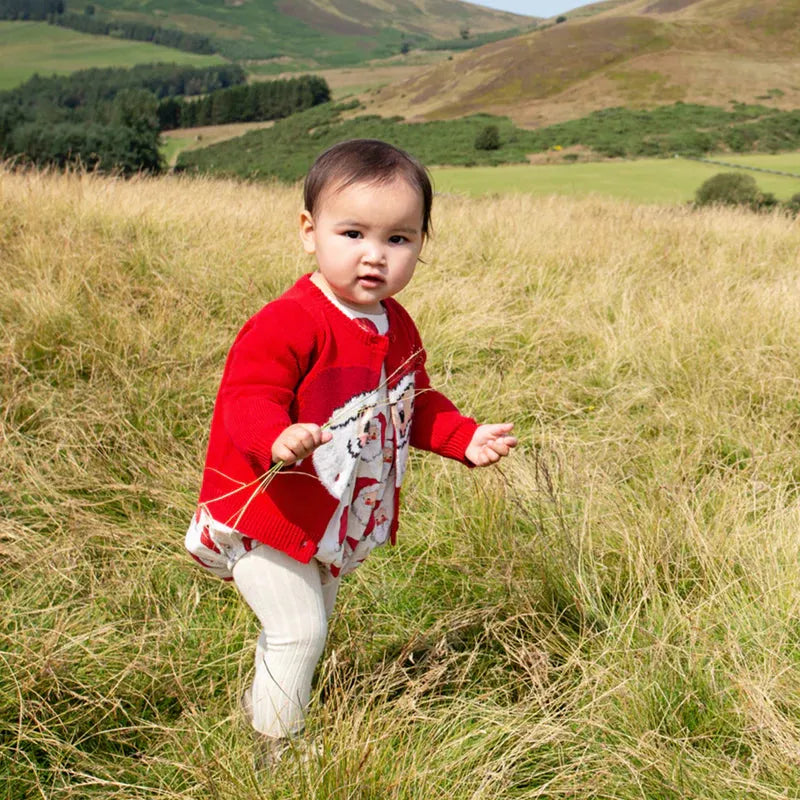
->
[161,121,276,147]
[2,166,800,797]
[359,1,800,126]
[270,51,452,97]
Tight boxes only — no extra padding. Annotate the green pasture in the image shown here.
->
[160,135,193,167]
[431,154,800,204]
[67,0,432,62]
[0,21,224,90]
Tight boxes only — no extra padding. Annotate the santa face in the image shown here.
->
[312,369,416,499]
[390,382,414,446]
[360,411,387,463]
[388,373,415,482]
[351,477,380,527]
[312,388,378,499]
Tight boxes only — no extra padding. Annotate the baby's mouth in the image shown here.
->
[358,274,384,288]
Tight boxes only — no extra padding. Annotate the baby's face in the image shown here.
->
[300,176,424,314]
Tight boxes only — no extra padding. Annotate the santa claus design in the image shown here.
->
[312,372,416,500]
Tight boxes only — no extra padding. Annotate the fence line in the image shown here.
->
[678,154,800,180]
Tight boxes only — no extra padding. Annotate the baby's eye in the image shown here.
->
[388,235,408,244]
[343,230,362,239]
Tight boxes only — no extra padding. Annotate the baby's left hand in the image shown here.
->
[465,423,517,467]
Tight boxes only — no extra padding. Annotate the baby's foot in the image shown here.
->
[254,732,292,770]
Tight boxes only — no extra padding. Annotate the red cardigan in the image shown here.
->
[197,274,478,563]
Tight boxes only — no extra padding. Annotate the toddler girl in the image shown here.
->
[185,138,516,756]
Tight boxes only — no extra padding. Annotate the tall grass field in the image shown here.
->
[2,167,800,798]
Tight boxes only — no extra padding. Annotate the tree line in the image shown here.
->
[157,76,330,129]
[3,63,246,114]
[51,11,215,55]
[0,64,243,174]
[0,0,61,19]
[0,64,330,174]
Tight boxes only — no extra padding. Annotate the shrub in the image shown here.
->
[631,138,663,157]
[474,124,500,151]
[786,193,800,216]
[595,141,627,158]
[664,129,714,156]
[694,172,776,211]
[9,121,162,173]
[723,127,756,152]
[758,191,779,210]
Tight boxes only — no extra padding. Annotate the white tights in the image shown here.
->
[232,546,339,739]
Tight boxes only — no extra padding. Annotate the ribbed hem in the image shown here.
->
[438,417,479,466]
[246,417,290,470]
[199,478,323,564]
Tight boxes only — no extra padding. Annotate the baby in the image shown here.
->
[185,138,516,757]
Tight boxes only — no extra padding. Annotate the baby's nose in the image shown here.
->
[362,244,386,264]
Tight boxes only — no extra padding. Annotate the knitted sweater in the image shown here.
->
[197,274,478,563]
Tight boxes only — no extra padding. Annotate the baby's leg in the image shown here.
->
[232,547,334,739]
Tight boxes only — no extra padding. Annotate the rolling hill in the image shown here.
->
[63,0,535,65]
[361,0,800,126]
[0,21,224,90]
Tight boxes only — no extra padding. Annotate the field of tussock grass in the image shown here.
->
[2,167,800,798]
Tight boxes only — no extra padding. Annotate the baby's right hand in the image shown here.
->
[271,423,332,466]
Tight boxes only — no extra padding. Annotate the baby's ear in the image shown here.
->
[299,210,316,254]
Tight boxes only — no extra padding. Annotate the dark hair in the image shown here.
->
[304,139,433,236]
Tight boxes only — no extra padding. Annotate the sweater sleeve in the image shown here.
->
[218,299,317,472]
[408,332,478,465]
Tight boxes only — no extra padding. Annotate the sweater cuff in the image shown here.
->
[248,421,288,470]
[437,417,479,466]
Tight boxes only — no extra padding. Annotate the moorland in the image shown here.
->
[4,0,800,198]
[364,0,800,126]
[0,0,533,69]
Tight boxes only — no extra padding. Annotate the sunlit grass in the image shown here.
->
[2,167,800,797]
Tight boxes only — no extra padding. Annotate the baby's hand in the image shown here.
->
[465,423,517,467]
[272,423,332,466]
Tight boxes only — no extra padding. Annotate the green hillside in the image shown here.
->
[0,21,224,90]
[62,0,534,65]
[175,101,800,183]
